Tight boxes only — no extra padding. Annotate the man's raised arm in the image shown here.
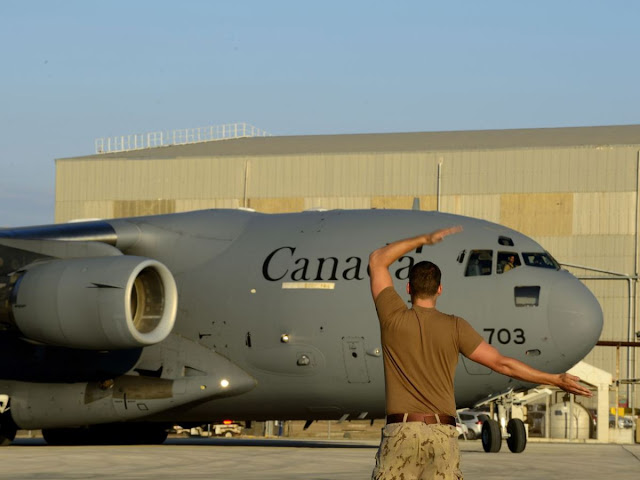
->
[368,226,462,300]
[468,341,592,397]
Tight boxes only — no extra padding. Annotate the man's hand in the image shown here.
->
[425,226,463,245]
[369,225,463,300]
[468,342,593,398]
[555,373,592,397]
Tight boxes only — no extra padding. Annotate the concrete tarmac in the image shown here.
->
[2,437,639,479]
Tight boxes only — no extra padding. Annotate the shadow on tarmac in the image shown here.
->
[165,437,378,448]
[11,436,378,449]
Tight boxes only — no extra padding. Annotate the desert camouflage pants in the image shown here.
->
[372,422,462,480]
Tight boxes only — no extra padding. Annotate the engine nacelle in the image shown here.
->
[9,256,177,350]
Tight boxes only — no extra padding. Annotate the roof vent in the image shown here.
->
[498,236,514,246]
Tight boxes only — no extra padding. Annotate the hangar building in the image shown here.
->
[56,124,640,411]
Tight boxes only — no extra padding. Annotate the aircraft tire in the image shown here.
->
[481,419,502,453]
[43,424,169,445]
[129,424,169,444]
[506,419,527,453]
[0,428,16,446]
[0,414,17,446]
[42,427,91,446]
[90,423,169,445]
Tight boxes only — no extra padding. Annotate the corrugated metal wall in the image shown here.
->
[55,134,640,409]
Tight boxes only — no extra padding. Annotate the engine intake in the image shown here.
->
[8,256,177,350]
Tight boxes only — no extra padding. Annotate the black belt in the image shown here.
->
[386,413,456,426]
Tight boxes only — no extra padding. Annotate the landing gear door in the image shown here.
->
[342,337,370,383]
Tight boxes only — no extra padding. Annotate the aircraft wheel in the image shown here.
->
[133,425,168,444]
[42,427,91,446]
[506,419,527,453]
[481,419,502,453]
[0,414,17,446]
[0,425,16,446]
[43,424,168,445]
[91,423,169,445]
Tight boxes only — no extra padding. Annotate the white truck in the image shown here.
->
[175,422,242,437]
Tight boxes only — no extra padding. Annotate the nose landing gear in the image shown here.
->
[481,417,527,453]
[481,418,501,452]
[506,418,527,453]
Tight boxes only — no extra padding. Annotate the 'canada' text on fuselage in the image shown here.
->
[262,246,416,282]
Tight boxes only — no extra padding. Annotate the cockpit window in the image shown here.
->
[498,251,521,274]
[465,250,492,276]
[522,252,560,270]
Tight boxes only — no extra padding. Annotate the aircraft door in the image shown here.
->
[342,337,370,383]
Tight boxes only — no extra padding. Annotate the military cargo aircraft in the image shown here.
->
[0,209,603,450]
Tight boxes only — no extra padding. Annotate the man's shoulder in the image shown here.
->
[375,287,409,322]
[422,309,476,333]
[434,310,472,328]
[424,307,460,321]
[375,286,402,304]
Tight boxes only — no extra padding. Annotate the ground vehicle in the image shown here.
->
[174,421,242,437]
[213,422,243,437]
[608,415,634,429]
[456,422,470,439]
[459,411,490,440]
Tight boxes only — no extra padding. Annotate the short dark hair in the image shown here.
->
[409,261,441,298]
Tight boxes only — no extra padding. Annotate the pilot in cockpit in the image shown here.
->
[497,251,521,274]
[503,254,517,273]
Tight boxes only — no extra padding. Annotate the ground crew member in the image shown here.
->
[369,227,592,480]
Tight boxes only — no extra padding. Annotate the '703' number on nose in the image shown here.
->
[483,328,525,345]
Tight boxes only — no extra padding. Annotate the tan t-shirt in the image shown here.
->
[375,286,484,416]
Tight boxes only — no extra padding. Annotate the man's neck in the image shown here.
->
[412,297,437,308]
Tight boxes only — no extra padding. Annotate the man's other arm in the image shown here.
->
[467,341,592,397]
[368,226,462,301]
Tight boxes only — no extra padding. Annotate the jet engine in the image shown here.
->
[6,256,177,350]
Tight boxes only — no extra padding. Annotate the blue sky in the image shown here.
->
[1,0,639,226]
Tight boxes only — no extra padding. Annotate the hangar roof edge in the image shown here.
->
[58,124,640,161]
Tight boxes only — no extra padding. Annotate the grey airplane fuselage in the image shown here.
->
[0,209,603,427]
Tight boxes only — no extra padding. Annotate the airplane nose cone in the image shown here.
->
[548,272,603,364]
